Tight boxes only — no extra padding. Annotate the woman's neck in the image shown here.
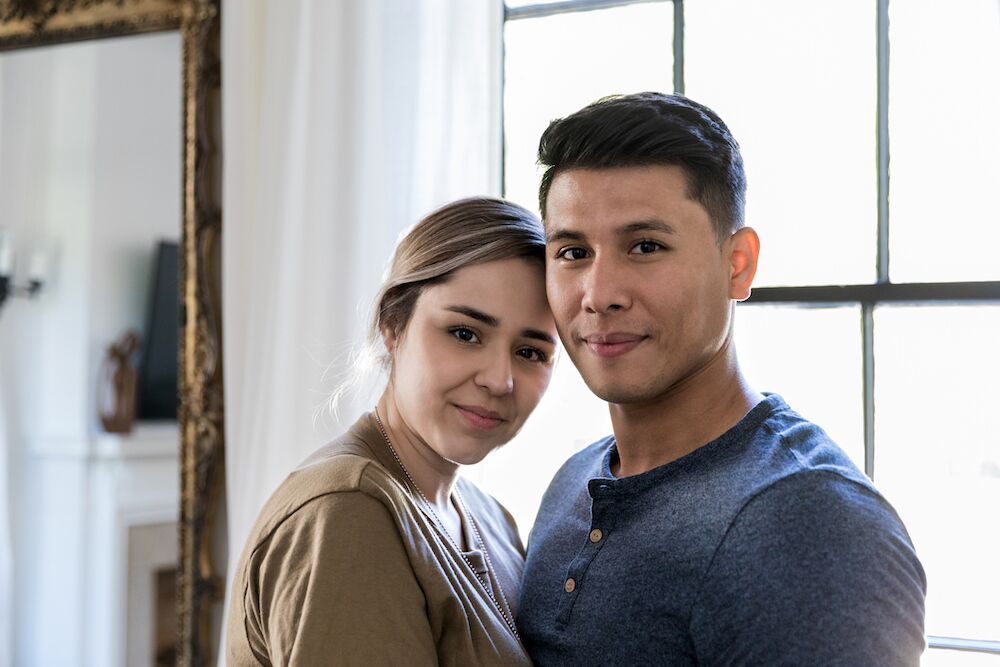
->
[375,391,460,514]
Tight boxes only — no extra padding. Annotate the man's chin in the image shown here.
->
[581,376,657,406]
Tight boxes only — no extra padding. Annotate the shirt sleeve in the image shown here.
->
[240,490,438,666]
[689,470,927,666]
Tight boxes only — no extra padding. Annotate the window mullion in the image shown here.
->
[877,0,890,283]
[862,303,876,480]
[672,0,684,94]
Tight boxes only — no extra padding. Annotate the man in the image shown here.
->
[517,92,926,665]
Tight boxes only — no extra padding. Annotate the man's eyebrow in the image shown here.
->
[620,219,678,236]
[545,228,585,244]
[546,220,677,243]
[445,305,499,327]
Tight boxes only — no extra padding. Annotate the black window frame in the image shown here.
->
[502,0,1000,657]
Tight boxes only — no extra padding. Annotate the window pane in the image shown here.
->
[922,649,1000,667]
[686,1,876,287]
[888,2,1000,282]
[503,3,673,214]
[467,354,612,540]
[505,0,564,8]
[734,304,865,469]
[874,305,1000,640]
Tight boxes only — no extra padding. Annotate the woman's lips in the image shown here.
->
[583,333,646,358]
[454,404,505,430]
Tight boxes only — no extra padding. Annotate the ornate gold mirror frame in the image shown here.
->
[0,1,223,665]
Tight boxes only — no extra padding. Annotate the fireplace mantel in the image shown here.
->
[93,422,179,461]
[86,422,180,667]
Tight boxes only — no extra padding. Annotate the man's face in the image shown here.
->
[544,165,739,405]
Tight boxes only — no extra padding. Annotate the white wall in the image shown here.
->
[0,30,181,667]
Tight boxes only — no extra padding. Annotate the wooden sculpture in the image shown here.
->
[98,329,141,433]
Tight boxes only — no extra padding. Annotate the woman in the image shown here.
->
[227,197,557,666]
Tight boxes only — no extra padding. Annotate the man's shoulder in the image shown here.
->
[737,467,898,534]
[548,435,615,485]
[569,434,616,466]
[738,394,871,493]
[692,468,926,665]
[529,435,614,519]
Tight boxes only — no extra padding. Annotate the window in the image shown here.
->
[477,0,1000,659]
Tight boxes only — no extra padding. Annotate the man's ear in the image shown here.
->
[727,227,760,302]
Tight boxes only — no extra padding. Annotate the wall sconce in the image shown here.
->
[0,230,47,313]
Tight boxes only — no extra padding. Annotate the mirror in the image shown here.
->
[0,1,221,666]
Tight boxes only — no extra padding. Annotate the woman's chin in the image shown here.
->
[443,444,502,467]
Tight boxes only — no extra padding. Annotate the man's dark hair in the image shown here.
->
[537,92,746,241]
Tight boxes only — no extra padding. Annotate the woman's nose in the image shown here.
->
[475,350,514,396]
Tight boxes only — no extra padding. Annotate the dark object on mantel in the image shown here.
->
[137,241,179,421]
[99,330,141,433]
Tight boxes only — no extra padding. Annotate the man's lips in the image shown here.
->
[454,404,506,430]
[580,332,647,358]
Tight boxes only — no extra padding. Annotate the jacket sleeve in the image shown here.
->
[239,490,438,666]
[689,470,927,666]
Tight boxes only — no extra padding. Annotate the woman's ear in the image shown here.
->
[727,227,760,302]
[381,324,398,355]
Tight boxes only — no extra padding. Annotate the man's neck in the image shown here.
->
[609,342,763,478]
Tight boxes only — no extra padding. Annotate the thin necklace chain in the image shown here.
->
[373,407,520,641]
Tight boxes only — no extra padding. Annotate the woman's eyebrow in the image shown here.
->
[445,305,499,327]
[446,305,555,345]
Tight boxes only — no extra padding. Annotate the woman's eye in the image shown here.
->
[630,240,664,255]
[517,347,548,363]
[556,247,589,261]
[450,327,479,343]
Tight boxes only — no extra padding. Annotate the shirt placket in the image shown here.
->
[554,479,618,629]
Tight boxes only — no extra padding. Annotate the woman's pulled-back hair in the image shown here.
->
[371,196,545,348]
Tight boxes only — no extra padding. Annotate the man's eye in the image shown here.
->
[630,240,664,255]
[557,247,589,261]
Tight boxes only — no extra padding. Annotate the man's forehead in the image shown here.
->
[543,165,705,236]
[547,165,692,207]
[545,218,679,243]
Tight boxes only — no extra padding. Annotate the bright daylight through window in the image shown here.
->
[472,0,1000,662]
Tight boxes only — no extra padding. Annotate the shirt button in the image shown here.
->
[564,578,576,593]
[589,528,603,543]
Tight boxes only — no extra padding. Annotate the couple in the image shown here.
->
[227,93,927,666]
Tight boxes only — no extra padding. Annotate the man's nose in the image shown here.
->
[580,255,631,314]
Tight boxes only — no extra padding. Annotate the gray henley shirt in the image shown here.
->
[518,394,927,666]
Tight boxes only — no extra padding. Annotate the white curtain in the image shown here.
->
[0,359,10,667]
[221,0,502,660]
[0,61,10,667]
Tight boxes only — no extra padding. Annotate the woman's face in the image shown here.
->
[386,257,557,465]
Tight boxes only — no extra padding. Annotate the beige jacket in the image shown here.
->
[226,413,532,666]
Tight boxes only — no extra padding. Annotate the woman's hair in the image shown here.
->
[371,196,545,348]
